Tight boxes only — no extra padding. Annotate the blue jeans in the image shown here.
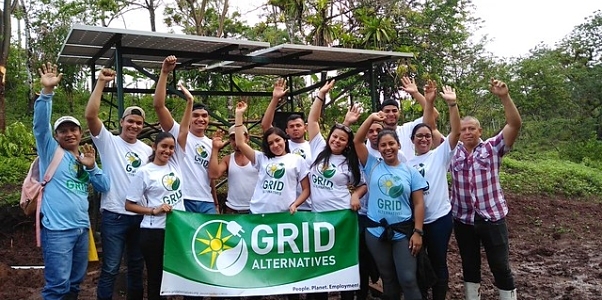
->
[423,211,453,299]
[184,199,217,214]
[41,227,88,300]
[454,217,515,290]
[97,211,144,300]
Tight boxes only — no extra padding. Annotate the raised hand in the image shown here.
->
[401,76,418,94]
[490,78,509,97]
[38,62,63,89]
[343,104,362,125]
[77,144,96,169]
[212,129,227,150]
[98,68,116,83]
[235,100,248,114]
[370,111,386,123]
[272,78,288,100]
[318,79,336,95]
[161,55,177,74]
[424,80,437,104]
[178,82,194,103]
[439,85,457,105]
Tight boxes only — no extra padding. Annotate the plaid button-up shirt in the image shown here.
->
[450,132,510,225]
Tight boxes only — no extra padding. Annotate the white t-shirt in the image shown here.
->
[92,124,152,215]
[289,140,313,210]
[250,152,309,214]
[396,117,424,161]
[226,153,258,210]
[168,122,213,202]
[406,137,454,224]
[127,158,185,229]
[308,134,361,212]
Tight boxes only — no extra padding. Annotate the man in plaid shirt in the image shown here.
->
[450,78,522,300]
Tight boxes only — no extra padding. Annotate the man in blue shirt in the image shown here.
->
[34,62,110,300]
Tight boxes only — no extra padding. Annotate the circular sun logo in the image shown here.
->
[265,163,286,179]
[192,220,248,276]
[317,163,336,179]
[162,172,181,191]
[292,148,306,159]
[125,152,141,168]
[377,174,404,198]
[195,145,208,158]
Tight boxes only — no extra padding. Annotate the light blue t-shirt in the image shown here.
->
[33,92,110,230]
[363,155,427,240]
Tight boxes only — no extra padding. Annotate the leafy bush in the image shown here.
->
[0,122,36,157]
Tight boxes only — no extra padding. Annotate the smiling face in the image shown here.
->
[152,135,175,165]
[120,115,144,143]
[460,117,482,150]
[328,128,350,155]
[267,133,286,157]
[377,132,401,165]
[190,108,210,135]
[412,125,433,155]
[381,105,400,129]
[54,123,82,151]
[368,123,384,149]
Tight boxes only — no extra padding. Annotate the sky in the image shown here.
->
[115,0,600,59]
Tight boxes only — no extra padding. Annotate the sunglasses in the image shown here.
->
[334,123,352,134]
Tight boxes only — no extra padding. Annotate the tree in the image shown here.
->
[0,0,19,132]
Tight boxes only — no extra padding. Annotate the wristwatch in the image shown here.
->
[413,228,424,236]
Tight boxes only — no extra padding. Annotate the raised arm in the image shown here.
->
[208,130,229,179]
[354,112,386,166]
[308,80,335,141]
[490,78,522,148]
[85,68,115,136]
[440,86,461,148]
[423,80,439,144]
[153,55,177,131]
[234,101,256,164]
[401,76,440,120]
[177,83,193,149]
[261,78,288,132]
[342,104,362,127]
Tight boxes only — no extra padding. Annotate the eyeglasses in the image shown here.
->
[415,133,432,140]
[334,123,352,134]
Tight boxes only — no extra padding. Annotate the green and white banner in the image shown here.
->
[161,210,359,297]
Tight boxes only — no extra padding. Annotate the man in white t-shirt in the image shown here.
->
[154,56,218,215]
[261,78,312,211]
[208,125,258,214]
[85,68,152,300]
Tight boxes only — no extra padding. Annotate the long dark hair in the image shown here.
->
[149,132,175,162]
[262,127,291,158]
[311,124,361,186]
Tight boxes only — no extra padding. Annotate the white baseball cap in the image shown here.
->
[53,116,81,131]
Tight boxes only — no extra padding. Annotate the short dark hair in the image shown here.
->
[193,103,209,113]
[286,114,304,124]
[379,99,399,110]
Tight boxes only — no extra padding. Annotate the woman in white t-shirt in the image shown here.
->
[405,84,461,300]
[124,83,193,300]
[233,101,310,214]
[306,81,367,300]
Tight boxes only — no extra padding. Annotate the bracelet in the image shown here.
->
[234,124,243,127]
[315,95,325,102]
[448,102,457,107]
[413,228,424,236]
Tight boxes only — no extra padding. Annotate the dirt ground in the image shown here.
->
[1,193,601,300]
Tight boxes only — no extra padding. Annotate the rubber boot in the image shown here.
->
[464,282,481,300]
[499,288,517,300]
[432,280,448,300]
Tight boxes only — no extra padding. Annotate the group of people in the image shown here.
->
[31,54,521,300]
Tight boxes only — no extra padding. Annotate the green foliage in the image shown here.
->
[0,122,36,157]
[500,157,602,197]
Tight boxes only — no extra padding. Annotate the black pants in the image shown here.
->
[140,228,166,300]
[453,217,515,290]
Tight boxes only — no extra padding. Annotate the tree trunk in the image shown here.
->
[216,0,228,38]
[20,0,35,112]
[0,0,15,132]
[146,0,157,32]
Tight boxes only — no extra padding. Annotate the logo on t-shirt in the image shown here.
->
[265,163,285,179]
[195,144,210,168]
[262,163,285,193]
[162,172,183,205]
[377,174,404,198]
[413,163,430,192]
[125,152,142,174]
[311,162,335,190]
[317,163,336,178]
[291,148,306,159]
[66,161,89,194]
